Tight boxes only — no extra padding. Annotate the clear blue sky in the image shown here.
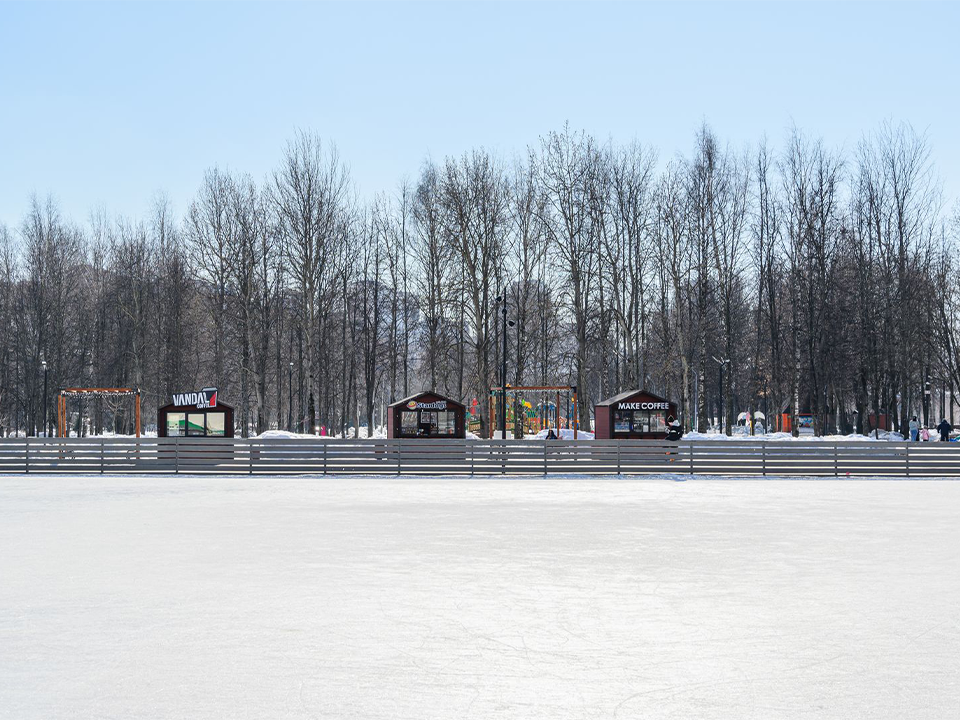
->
[1,1,957,229]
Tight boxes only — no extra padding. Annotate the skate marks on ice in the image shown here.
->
[0,475,958,719]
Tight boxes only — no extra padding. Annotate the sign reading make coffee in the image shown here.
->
[172,387,218,409]
[617,401,670,411]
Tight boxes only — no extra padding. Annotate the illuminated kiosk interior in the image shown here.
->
[593,389,678,440]
[157,387,234,438]
[387,392,466,438]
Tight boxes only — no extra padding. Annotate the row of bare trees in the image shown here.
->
[0,122,955,437]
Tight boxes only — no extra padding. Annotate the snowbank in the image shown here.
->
[528,428,594,440]
[256,429,327,440]
[681,430,908,442]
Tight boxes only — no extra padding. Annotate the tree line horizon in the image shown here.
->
[1,120,957,438]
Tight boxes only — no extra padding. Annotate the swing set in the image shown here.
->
[488,385,579,439]
[57,388,141,437]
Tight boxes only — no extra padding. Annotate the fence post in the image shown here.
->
[905,442,910,478]
[762,443,766,477]
[833,443,838,478]
[24,436,29,474]
[470,441,474,476]
[689,441,694,475]
[323,441,328,476]
[397,440,402,475]
[543,440,548,476]
[100,438,105,474]
[248,439,254,475]
[175,437,179,475]
[617,441,621,476]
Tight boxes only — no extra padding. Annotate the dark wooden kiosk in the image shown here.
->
[387,392,466,438]
[158,387,234,438]
[594,389,678,440]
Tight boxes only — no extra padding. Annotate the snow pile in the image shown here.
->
[528,428,594,440]
[256,429,327,440]
[681,430,910,442]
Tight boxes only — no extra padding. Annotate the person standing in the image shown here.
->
[937,418,952,442]
[666,416,683,441]
[909,416,920,442]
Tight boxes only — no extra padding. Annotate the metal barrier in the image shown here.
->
[0,437,958,476]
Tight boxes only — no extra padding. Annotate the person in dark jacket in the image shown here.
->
[937,418,952,442]
[666,416,683,442]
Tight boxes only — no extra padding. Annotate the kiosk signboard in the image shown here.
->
[172,387,218,409]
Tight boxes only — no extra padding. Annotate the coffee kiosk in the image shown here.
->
[157,387,235,438]
[387,392,466,439]
[594,389,678,440]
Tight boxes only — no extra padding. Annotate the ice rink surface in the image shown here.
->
[1,474,958,719]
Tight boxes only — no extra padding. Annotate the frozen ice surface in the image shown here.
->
[1,474,958,719]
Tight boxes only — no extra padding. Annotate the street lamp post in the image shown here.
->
[494,295,515,439]
[711,355,730,434]
[41,359,48,437]
[288,362,294,432]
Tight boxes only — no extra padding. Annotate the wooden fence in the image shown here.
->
[0,437,958,476]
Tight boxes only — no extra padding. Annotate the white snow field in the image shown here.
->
[1,475,958,720]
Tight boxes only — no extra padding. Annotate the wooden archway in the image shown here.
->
[58,388,141,438]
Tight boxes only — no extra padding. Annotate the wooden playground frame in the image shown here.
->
[489,385,579,439]
[57,388,141,438]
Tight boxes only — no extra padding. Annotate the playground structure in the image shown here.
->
[489,385,579,439]
[57,388,141,438]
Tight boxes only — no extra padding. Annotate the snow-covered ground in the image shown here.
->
[1,475,958,719]
[528,427,595,440]
[682,429,910,441]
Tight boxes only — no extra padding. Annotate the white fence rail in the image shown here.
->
[0,437,957,476]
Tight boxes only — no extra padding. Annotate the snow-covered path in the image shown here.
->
[1,475,958,719]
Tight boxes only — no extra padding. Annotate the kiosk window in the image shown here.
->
[631,411,666,433]
[399,408,458,436]
[613,408,669,434]
[206,412,226,437]
[437,411,456,435]
[186,413,205,436]
[614,410,631,433]
[166,412,185,437]
[419,411,436,436]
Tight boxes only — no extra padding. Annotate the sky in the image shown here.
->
[1,1,957,230]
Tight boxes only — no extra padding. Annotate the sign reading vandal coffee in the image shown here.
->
[172,387,218,409]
